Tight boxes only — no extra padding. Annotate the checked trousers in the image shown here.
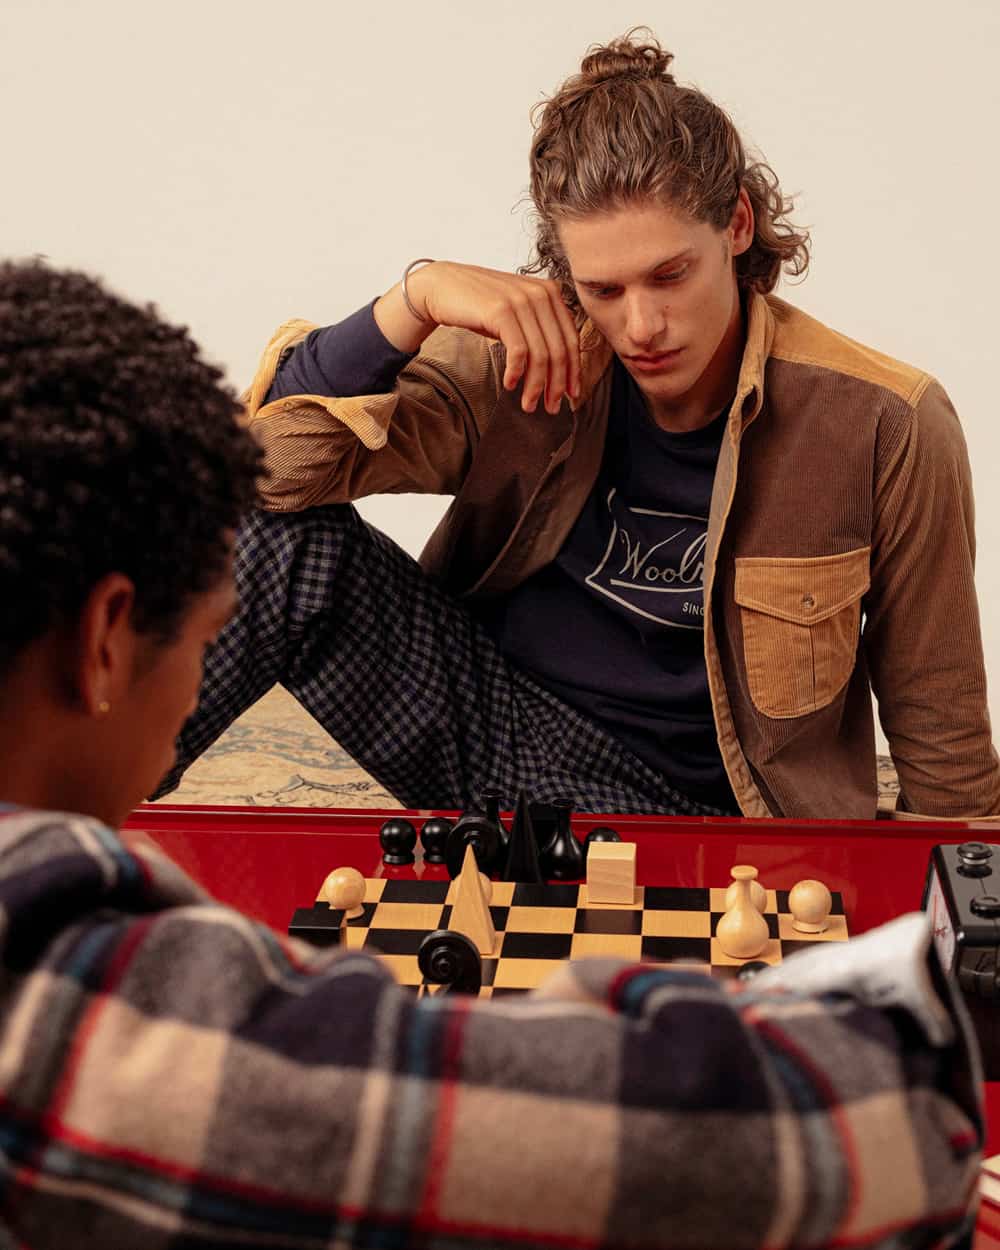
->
[154,506,727,816]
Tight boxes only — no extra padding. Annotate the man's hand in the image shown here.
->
[375,261,581,415]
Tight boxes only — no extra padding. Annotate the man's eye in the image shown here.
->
[655,268,687,284]
[591,287,620,300]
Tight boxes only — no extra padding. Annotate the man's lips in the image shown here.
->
[626,348,684,370]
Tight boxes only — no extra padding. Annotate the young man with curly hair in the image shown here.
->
[0,257,986,1249]
[159,30,999,820]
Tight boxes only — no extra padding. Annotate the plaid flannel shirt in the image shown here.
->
[0,807,983,1249]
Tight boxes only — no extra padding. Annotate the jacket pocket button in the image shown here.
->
[801,593,816,610]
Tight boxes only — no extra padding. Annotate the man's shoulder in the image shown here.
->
[765,295,935,410]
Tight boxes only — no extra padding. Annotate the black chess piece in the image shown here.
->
[528,802,559,858]
[482,787,510,852]
[379,817,417,865]
[445,810,502,878]
[418,930,483,995]
[584,826,622,857]
[502,790,544,883]
[539,799,585,881]
[420,816,452,865]
[737,960,770,982]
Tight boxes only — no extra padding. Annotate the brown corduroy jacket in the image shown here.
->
[244,292,1000,820]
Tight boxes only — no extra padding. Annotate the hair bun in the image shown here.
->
[580,31,675,86]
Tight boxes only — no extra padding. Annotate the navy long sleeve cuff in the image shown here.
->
[266,299,416,403]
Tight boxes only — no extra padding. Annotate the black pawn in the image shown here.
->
[420,816,452,865]
[380,817,416,866]
[584,826,622,857]
[540,799,585,881]
[502,791,544,883]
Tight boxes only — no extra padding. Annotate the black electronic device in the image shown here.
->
[923,841,1000,1079]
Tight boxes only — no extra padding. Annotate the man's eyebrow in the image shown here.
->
[575,248,695,287]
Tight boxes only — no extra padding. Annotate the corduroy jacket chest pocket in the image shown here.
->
[733,548,871,719]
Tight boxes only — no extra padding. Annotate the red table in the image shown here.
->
[125,803,1000,1238]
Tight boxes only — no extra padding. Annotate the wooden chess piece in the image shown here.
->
[725,866,766,913]
[419,817,452,865]
[716,865,769,959]
[586,841,636,905]
[445,810,502,878]
[418,930,483,995]
[584,827,622,856]
[379,818,416,866]
[502,791,544,883]
[317,866,366,919]
[789,879,832,933]
[540,799,585,881]
[449,844,497,955]
[482,787,510,852]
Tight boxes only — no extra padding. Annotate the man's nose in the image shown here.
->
[624,293,667,347]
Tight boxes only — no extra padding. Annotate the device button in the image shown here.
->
[958,842,994,877]
[971,894,1000,917]
[959,842,993,863]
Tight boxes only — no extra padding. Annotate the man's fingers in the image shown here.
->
[499,310,529,393]
[511,299,551,413]
[530,292,571,413]
[548,285,582,399]
[486,273,582,412]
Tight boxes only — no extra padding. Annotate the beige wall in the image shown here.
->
[5,0,999,745]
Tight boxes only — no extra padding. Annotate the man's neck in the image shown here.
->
[0,667,106,823]
[645,298,747,434]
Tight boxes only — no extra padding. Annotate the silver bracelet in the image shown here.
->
[401,257,435,324]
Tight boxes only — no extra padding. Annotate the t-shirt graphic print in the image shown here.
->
[585,488,707,630]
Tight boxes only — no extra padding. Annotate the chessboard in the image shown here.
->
[290,877,848,997]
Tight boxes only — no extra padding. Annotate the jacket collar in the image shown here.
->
[573,290,776,431]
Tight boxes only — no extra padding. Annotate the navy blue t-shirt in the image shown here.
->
[484,360,737,810]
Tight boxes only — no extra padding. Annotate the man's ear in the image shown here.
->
[729,186,755,258]
[75,573,138,716]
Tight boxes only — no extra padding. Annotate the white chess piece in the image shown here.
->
[716,866,770,959]
[788,879,832,934]
[725,867,766,913]
[318,866,366,919]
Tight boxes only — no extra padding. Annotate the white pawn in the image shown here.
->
[789,879,832,933]
[317,866,366,919]
[725,867,766,913]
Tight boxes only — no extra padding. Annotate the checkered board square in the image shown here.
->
[290,879,848,998]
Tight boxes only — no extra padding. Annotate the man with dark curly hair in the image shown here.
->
[0,257,985,1249]
[160,29,999,820]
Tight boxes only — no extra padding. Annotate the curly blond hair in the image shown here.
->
[522,30,810,312]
